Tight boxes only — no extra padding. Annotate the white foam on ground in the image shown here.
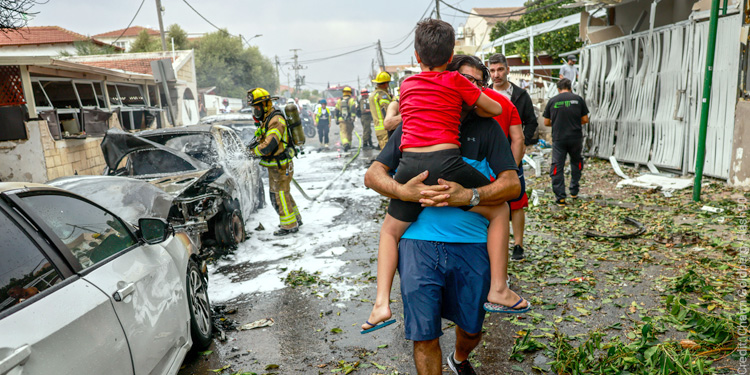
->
[208,149,377,303]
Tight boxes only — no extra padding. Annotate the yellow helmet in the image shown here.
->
[371,71,391,84]
[247,87,276,106]
[342,86,353,94]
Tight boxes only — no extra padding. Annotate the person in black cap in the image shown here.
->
[559,55,578,84]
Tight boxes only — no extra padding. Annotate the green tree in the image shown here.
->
[167,24,190,50]
[194,29,278,98]
[489,0,583,63]
[129,29,160,53]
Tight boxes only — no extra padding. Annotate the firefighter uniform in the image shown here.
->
[370,71,393,149]
[248,88,301,235]
[315,101,332,146]
[358,89,374,148]
[335,87,357,151]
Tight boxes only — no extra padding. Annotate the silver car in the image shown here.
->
[0,182,212,375]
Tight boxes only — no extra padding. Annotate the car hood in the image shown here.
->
[100,128,209,172]
[47,175,174,223]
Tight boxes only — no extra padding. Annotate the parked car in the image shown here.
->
[100,126,263,249]
[0,181,212,375]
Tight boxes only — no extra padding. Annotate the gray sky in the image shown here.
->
[30,0,524,91]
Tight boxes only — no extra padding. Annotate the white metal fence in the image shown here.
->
[580,14,741,179]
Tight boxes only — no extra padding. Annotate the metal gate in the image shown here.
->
[580,14,740,179]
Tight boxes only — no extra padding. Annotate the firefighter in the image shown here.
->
[315,98,332,147]
[370,71,392,149]
[358,89,374,148]
[248,87,301,236]
[335,86,357,151]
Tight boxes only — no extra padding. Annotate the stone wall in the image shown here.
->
[0,121,48,182]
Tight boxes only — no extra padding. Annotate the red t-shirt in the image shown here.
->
[483,87,522,138]
[399,70,481,150]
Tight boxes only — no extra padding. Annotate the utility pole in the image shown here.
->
[376,40,386,71]
[289,49,305,97]
[155,0,168,51]
[274,55,281,89]
[435,0,440,19]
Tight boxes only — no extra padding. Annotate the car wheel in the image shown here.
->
[187,260,213,349]
[215,208,246,246]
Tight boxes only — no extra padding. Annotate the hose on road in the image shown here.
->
[292,130,362,201]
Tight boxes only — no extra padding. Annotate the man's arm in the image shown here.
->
[509,124,525,166]
[364,162,447,202]
[383,101,401,131]
[419,170,520,207]
[519,92,539,146]
[582,115,589,124]
[544,117,551,127]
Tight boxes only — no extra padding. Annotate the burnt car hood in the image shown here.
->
[101,128,209,172]
[100,128,226,198]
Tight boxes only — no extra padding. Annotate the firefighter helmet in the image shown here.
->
[361,89,369,95]
[319,99,326,104]
[371,71,391,84]
[343,87,353,94]
[247,87,276,106]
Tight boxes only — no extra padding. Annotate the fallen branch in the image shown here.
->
[584,217,646,239]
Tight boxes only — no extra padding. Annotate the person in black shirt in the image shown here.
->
[543,78,590,205]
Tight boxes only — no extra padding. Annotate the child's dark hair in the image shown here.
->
[414,19,455,69]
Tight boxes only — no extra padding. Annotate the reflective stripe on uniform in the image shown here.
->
[278,191,297,225]
[260,158,292,167]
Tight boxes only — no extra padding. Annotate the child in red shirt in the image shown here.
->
[363,19,529,333]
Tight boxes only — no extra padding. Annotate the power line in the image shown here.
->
[297,43,376,64]
[181,0,223,32]
[384,40,414,56]
[383,1,433,50]
[110,0,146,46]
[439,0,572,19]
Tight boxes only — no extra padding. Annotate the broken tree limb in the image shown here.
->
[584,217,646,239]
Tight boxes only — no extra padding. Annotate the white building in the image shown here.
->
[454,7,523,56]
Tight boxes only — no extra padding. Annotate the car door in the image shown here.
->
[15,192,189,375]
[214,126,260,215]
[0,202,133,375]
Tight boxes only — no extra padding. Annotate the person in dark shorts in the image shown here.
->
[362,20,532,337]
[365,111,520,374]
[543,78,590,205]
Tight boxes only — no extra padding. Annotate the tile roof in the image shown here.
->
[0,26,114,47]
[94,26,161,38]
[77,58,163,75]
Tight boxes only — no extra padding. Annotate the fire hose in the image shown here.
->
[291,130,362,202]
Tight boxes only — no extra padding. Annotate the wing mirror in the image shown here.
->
[138,218,171,244]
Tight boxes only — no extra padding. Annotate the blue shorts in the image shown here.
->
[397,239,490,341]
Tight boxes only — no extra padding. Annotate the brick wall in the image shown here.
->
[40,114,122,181]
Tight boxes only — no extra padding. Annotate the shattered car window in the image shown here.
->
[128,149,197,176]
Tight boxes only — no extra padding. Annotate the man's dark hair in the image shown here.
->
[488,53,508,67]
[557,78,572,91]
[414,19,455,69]
[447,54,489,87]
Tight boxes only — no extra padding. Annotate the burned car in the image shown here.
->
[199,113,258,147]
[100,127,263,249]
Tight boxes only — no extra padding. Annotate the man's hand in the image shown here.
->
[419,178,471,207]
[397,171,449,203]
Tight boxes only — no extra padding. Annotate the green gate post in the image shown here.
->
[693,0,721,202]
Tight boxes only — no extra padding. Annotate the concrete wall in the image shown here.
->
[0,122,48,182]
[40,120,108,181]
[0,44,77,56]
[614,0,694,34]
[729,101,750,188]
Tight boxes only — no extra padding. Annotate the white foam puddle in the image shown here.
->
[208,149,376,303]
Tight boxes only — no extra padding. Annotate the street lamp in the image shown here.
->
[246,34,262,44]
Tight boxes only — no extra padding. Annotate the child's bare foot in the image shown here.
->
[362,303,392,330]
[486,287,528,310]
